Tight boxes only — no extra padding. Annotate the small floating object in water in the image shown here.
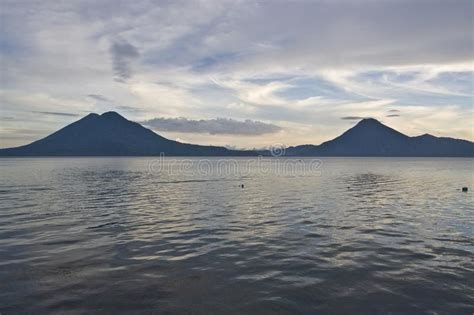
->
[462,187,468,192]
[240,184,245,189]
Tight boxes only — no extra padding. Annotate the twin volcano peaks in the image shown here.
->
[92,111,126,119]
[0,112,472,157]
[0,111,251,156]
[82,111,129,123]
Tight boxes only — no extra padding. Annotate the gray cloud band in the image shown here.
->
[142,117,282,136]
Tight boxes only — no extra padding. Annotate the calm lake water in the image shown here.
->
[0,157,473,314]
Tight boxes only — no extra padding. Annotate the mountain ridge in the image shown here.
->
[0,113,473,157]
[0,112,256,156]
[284,118,473,157]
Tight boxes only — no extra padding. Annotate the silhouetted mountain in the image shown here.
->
[285,118,474,157]
[0,112,256,156]
[1,114,472,157]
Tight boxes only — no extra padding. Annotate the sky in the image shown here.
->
[0,0,473,149]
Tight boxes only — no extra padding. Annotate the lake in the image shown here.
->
[0,157,473,314]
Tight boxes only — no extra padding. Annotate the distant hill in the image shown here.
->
[0,112,255,156]
[0,113,472,157]
[284,118,474,157]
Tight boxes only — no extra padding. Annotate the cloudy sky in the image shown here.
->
[1,0,473,149]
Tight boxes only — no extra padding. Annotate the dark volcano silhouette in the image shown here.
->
[285,118,473,157]
[0,112,254,156]
[0,113,472,157]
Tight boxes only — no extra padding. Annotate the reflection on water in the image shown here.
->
[0,157,473,314]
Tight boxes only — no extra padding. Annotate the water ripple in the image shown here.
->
[0,157,473,314]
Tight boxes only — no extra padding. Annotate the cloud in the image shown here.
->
[0,91,93,116]
[340,116,369,121]
[386,114,400,117]
[33,111,80,117]
[0,0,473,148]
[87,94,110,102]
[109,38,140,82]
[388,109,400,112]
[142,117,282,135]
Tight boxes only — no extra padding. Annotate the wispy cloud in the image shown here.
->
[142,117,282,136]
[0,0,472,148]
[33,111,80,117]
[87,94,110,102]
[340,116,369,121]
[109,38,140,82]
